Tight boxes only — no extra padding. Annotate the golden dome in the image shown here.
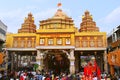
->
[52,9,69,19]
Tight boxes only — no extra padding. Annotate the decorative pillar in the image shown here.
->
[62,49,75,74]
[11,52,15,71]
[104,50,108,73]
[100,55,103,72]
[20,55,22,67]
[25,38,28,48]
[87,37,90,47]
[18,55,20,67]
[79,37,82,47]
[5,50,8,70]
[16,53,18,70]
[75,53,79,73]
[69,49,75,74]
[36,50,44,70]
[94,37,97,47]
[32,38,35,47]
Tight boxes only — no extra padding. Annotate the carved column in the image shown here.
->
[18,55,20,67]
[104,50,108,73]
[75,53,79,73]
[79,37,82,47]
[32,38,35,48]
[69,49,75,74]
[25,38,28,48]
[19,55,22,68]
[87,37,90,47]
[16,53,18,70]
[5,50,8,70]
[11,52,15,71]
[36,50,44,70]
[62,49,75,74]
[94,37,97,47]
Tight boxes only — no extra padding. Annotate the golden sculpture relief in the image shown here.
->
[90,41,94,47]
[98,40,102,47]
[14,41,18,48]
[21,40,24,47]
[28,40,32,47]
[83,41,87,47]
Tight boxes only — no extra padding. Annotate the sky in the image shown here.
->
[0,0,120,35]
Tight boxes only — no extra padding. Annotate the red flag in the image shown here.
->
[57,3,62,7]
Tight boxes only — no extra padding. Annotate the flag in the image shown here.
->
[57,3,62,7]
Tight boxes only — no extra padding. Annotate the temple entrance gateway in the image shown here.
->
[44,53,70,74]
[6,8,108,74]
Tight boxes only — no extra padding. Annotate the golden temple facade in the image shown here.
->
[6,9,107,74]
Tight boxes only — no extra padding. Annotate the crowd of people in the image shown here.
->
[0,70,119,80]
[0,57,120,80]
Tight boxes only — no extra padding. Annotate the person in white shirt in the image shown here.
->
[93,76,97,80]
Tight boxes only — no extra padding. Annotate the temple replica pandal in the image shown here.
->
[6,8,107,74]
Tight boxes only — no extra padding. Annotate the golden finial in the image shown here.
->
[32,17,34,20]
[90,15,93,18]
[82,15,85,18]
[24,17,27,21]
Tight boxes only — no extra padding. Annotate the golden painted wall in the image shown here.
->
[75,32,107,48]
[6,33,36,48]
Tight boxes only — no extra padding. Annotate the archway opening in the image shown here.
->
[44,53,70,75]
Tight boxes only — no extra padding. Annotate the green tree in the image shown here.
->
[33,63,39,71]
